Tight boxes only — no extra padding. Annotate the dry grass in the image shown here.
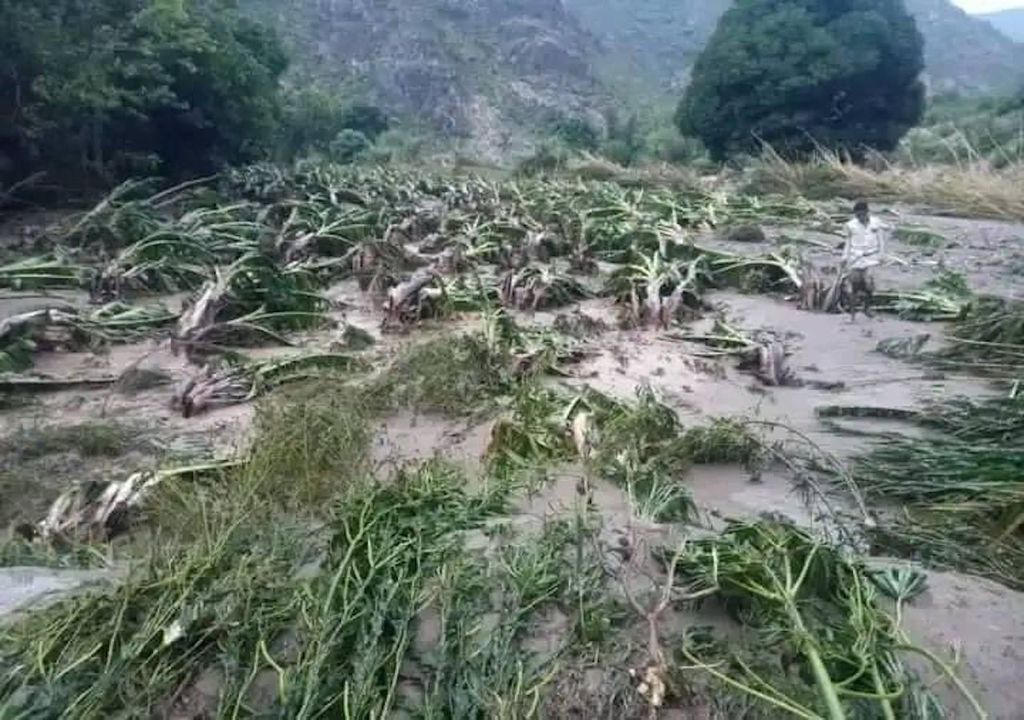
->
[749,145,1024,221]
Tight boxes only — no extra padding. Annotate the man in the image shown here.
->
[842,200,887,319]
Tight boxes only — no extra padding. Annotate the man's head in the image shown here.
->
[853,199,870,224]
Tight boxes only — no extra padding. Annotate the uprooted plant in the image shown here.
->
[1,304,177,372]
[678,520,985,720]
[173,353,364,417]
[849,391,1024,590]
[671,319,796,387]
[173,253,332,357]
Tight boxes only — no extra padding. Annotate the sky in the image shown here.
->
[952,0,1024,12]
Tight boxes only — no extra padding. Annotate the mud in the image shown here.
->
[0,565,122,622]
[2,206,1022,715]
[900,568,1024,720]
[747,207,1024,297]
[568,290,992,457]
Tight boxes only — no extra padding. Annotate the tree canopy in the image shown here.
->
[676,0,926,160]
[0,0,287,186]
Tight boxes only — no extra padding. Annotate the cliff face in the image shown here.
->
[246,0,608,159]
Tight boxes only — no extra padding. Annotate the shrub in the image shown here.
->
[329,129,371,164]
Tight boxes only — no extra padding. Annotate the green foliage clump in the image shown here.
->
[329,129,371,164]
[369,333,514,416]
[0,0,288,185]
[552,117,600,151]
[898,92,1024,166]
[278,87,390,159]
[677,0,926,160]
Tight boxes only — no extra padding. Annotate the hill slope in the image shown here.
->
[565,0,1024,97]
[244,0,608,159]
[979,7,1024,42]
[244,0,1024,155]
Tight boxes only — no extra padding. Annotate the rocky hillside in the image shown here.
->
[565,0,1024,97]
[244,0,608,159]
[245,0,1024,155]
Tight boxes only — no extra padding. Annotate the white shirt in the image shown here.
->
[844,216,887,270]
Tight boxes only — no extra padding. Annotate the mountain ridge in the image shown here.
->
[978,7,1024,42]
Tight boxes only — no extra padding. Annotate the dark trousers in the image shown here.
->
[846,268,875,316]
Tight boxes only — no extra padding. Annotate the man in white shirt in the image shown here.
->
[842,200,887,318]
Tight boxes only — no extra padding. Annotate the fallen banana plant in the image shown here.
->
[679,520,983,720]
[1,304,176,371]
[274,201,375,263]
[381,268,450,330]
[498,264,589,311]
[608,251,708,329]
[873,271,972,321]
[702,244,805,293]
[174,253,332,355]
[0,253,92,290]
[670,320,795,386]
[92,235,216,299]
[350,237,430,293]
[33,460,240,542]
[172,353,363,417]
[60,177,249,253]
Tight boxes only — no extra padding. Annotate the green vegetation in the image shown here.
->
[0,421,141,462]
[899,92,1024,167]
[0,0,288,186]
[680,521,976,719]
[850,393,1024,590]
[677,0,926,159]
[1,159,1015,718]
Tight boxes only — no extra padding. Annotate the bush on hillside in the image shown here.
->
[676,0,926,160]
[329,130,371,164]
[552,117,600,151]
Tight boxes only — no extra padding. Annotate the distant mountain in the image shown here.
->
[979,7,1024,42]
[565,0,1024,97]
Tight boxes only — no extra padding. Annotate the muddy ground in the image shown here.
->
[1,204,1023,718]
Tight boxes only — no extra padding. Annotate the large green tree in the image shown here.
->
[676,0,926,160]
[0,0,286,186]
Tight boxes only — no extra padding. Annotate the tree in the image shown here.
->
[0,0,287,186]
[676,0,926,160]
[278,89,388,158]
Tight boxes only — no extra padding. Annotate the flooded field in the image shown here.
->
[1,167,1021,718]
